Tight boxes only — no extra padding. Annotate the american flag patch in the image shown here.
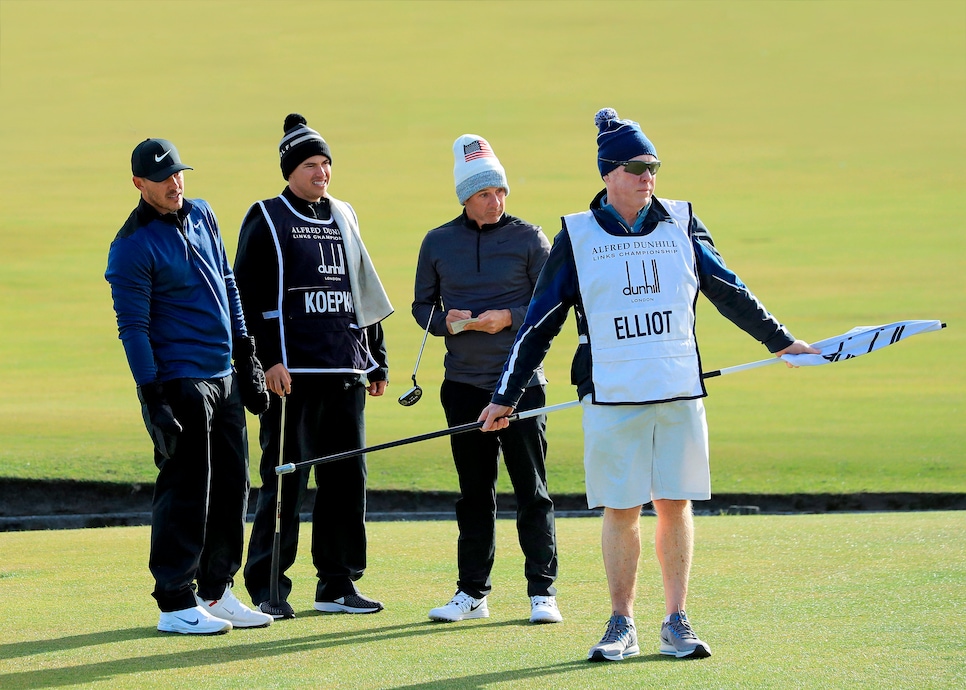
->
[463,140,494,161]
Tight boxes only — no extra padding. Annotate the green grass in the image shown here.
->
[0,0,963,494]
[1,513,963,688]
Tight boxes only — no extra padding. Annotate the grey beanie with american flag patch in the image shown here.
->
[452,134,509,205]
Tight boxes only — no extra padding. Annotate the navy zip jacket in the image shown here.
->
[106,197,248,386]
[491,190,796,408]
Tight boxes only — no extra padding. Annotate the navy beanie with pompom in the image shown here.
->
[279,113,332,179]
[595,107,657,177]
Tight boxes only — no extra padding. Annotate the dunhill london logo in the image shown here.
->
[623,259,660,296]
[318,243,346,275]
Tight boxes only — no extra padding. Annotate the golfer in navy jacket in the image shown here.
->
[106,138,273,635]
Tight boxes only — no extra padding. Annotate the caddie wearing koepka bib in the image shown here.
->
[256,195,379,375]
[479,108,817,663]
[234,114,393,620]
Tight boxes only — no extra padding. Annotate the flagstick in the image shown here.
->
[276,401,582,475]
[701,357,779,378]
[276,358,782,475]
[278,318,945,475]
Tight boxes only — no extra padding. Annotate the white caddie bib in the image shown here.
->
[566,199,704,404]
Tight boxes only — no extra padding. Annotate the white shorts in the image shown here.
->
[581,397,710,509]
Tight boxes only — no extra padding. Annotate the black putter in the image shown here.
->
[262,395,295,619]
[398,304,435,406]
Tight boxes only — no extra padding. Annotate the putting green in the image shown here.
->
[0,1,962,493]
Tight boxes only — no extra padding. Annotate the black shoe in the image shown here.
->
[314,592,384,614]
[258,600,296,619]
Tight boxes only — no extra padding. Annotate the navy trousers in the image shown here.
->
[244,377,368,606]
[150,375,249,612]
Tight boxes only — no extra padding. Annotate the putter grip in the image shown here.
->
[276,463,297,475]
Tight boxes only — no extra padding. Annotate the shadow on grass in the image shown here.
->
[0,626,155,660]
[0,618,674,688]
[389,654,675,689]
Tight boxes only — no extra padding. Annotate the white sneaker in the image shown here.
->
[529,595,563,623]
[428,590,489,622]
[158,605,232,635]
[196,586,273,628]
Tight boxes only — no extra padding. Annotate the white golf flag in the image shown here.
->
[780,320,945,367]
[706,319,946,378]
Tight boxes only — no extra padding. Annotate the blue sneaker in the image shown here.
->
[587,614,639,661]
[660,611,711,658]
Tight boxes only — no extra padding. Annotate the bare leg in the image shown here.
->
[653,499,693,615]
[601,506,642,617]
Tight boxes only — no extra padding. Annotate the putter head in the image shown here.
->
[397,385,422,406]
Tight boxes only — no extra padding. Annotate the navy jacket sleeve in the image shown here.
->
[198,200,249,346]
[491,227,578,407]
[106,212,159,385]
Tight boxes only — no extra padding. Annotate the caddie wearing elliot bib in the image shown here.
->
[478,109,817,662]
[235,114,393,619]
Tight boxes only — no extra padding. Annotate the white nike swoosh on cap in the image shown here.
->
[155,149,173,163]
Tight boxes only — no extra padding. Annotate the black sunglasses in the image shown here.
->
[600,159,661,176]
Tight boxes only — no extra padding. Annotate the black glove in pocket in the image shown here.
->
[137,381,183,460]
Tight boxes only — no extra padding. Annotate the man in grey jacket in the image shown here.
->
[412,134,560,624]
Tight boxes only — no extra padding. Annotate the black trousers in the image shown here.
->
[440,380,558,598]
[150,375,249,612]
[244,377,368,605]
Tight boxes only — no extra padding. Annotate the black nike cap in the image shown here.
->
[131,138,193,182]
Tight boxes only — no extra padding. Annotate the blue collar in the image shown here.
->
[600,197,651,234]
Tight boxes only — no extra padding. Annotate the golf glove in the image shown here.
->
[234,336,271,415]
[137,381,182,460]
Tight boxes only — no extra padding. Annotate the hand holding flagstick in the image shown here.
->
[774,339,822,366]
[479,403,514,432]
[781,320,944,366]
[703,319,946,379]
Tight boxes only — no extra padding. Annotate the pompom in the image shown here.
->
[283,113,307,133]
[594,108,619,129]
